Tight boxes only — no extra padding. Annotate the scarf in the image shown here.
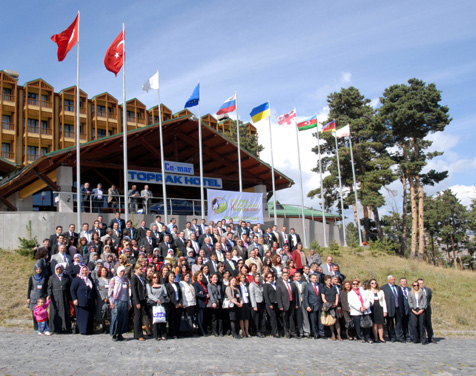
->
[79,266,93,289]
[354,289,364,307]
[198,280,208,304]
[73,253,83,265]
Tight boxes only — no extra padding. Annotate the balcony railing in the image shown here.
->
[94,110,117,119]
[63,105,87,114]
[27,153,41,162]
[27,98,53,108]
[1,151,14,159]
[2,93,15,101]
[2,122,14,131]
[127,115,146,123]
[27,126,53,135]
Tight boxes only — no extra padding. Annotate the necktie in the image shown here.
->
[314,283,318,296]
[63,253,67,262]
[230,261,235,270]
[392,285,399,307]
[148,237,152,245]
[286,282,292,301]
[403,288,408,298]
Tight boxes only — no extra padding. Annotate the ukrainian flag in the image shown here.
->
[250,102,270,123]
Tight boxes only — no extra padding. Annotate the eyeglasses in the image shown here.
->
[352,283,359,285]
[412,284,418,287]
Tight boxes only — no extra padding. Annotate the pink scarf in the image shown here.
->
[354,289,364,307]
[79,266,92,289]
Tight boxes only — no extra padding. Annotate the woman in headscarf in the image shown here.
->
[108,265,131,341]
[27,262,48,331]
[70,265,96,335]
[94,266,111,333]
[70,254,84,279]
[47,264,72,334]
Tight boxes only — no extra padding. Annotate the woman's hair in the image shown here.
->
[272,254,281,266]
[193,271,202,281]
[352,278,360,286]
[249,263,257,272]
[369,278,380,291]
[237,273,247,283]
[343,280,351,291]
[324,275,332,282]
[363,280,371,290]
[286,260,295,268]
[79,237,88,244]
[152,272,159,281]
[99,266,109,276]
[201,265,209,273]
[253,272,261,279]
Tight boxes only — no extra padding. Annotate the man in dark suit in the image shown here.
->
[136,220,149,241]
[200,237,213,258]
[289,228,302,250]
[158,234,175,260]
[139,229,156,255]
[276,271,299,338]
[418,278,435,343]
[49,226,63,249]
[123,220,137,241]
[198,226,214,247]
[400,277,412,342]
[206,252,219,274]
[176,231,187,256]
[224,251,238,277]
[303,273,325,339]
[278,226,290,250]
[62,224,78,247]
[110,222,122,249]
[381,274,405,342]
[96,216,108,237]
[150,224,163,245]
[109,212,126,235]
[50,234,66,256]
[130,265,147,341]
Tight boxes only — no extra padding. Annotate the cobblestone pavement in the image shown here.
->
[1,331,475,375]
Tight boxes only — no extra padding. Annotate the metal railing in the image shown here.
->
[52,191,206,216]
[27,126,53,135]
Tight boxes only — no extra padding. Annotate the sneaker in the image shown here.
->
[38,332,43,336]
[44,331,51,336]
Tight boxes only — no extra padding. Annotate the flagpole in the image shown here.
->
[294,108,307,248]
[334,120,347,246]
[157,71,168,226]
[198,82,205,220]
[268,101,278,225]
[122,23,129,223]
[348,131,363,246]
[76,10,81,229]
[316,116,327,247]
[236,91,242,192]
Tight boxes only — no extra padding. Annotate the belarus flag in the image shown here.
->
[216,94,237,115]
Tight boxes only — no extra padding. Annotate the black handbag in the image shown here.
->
[360,314,373,329]
[345,319,355,329]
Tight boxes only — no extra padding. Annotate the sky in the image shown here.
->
[2,0,476,220]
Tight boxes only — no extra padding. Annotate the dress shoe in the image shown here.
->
[138,337,146,341]
[117,334,125,341]
[273,334,280,338]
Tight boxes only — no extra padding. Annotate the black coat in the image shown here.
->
[131,274,147,305]
[193,281,207,308]
[263,283,278,307]
[276,279,299,311]
[70,276,96,307]
[165,282,183,306]
[381,283,405,317]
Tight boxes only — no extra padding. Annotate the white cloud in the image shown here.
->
[447,185,476,207]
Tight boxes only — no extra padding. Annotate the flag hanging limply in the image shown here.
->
[297,115,318,131]
[51,14,79,62]
[277,109,296,126]
[185,83,200,108]
[321,120,336,133]
[104,31,124,76]
[216,94,237,115]
[250,102,270,123]
[142,72,159,92]
[335,124,351,138]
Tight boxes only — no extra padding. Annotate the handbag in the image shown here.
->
[360,314,373,328]
[345,319,355,329]
[320,311,336,326]
[222,298,234,309]
[152,305,166,324]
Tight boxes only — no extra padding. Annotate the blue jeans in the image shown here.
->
[38,320,49,334]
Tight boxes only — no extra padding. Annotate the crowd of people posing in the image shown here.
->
[27,214,436,345]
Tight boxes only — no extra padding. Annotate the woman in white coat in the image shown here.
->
[347,279,372,343]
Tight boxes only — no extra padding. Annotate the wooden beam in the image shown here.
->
[33,168,59,191]
[0,196,17,211]
[19,170,57,199]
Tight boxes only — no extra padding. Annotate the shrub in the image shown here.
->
[16,220,37,259]
[328,240,341,256]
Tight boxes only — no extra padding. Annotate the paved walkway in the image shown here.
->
[1,331,475,375]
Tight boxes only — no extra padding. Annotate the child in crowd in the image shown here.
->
[33,297,51,336]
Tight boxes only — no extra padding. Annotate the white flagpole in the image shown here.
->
[316,117,327,248]
[157,71,168,226]
[334,120,347,246]
[236,91,242,192]
[76,10,81,229]
[122,23,129,223]
[348,130,363,246]
[268,102,277,225]
[198,82,205,219]
[294,108,307,248]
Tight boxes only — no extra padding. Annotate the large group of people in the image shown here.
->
[28,214,436,345]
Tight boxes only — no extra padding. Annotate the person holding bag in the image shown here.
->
[341,281,357,340]
[347,279,372,343]
[321,275,342,341]
[146,272,169,341]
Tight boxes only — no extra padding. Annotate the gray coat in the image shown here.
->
[408,290,428,311]
[249,281,264,308]
[146,283,169,305]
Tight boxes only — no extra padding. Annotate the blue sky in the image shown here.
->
[3,0,476,216]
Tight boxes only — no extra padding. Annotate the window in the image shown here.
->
[2,87,12,101]
[2,143,12,159]
[93,105,106,117]
[3,88,11,95]
[27,92,38,105]
[64,99,74,112]
[127,110,135,121]
[63,124,74,138]
[2,115,13,130]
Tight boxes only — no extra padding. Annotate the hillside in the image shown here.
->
[1,248,475,334]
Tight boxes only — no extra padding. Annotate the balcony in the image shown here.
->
[127,114,146,124]
[94,110,117,120]
[60,130,87,140]
[27,98,53,108]
[27,153,41,162]
[62,105,87,114]
[2,122,15,131]
[27,126,53,136]
[1,151,14,159]
[2,93,15,102]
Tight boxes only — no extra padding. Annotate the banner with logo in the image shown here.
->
[207,188,263,224]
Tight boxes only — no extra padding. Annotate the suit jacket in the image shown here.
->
[158,241,175,259]
[408,290,428,311]
[276,278,298,311]
[421,287,432,314]
[165,282,183,306]
[206,260,219,274]
[381,283,405,317]
[131,274,147,305]
[136,226,149,240]
[193,281,207,308]
[293,280,307,307]
[303,282,323,311]
[201,243,213,258]
[175,237,187,255]
[198,233,214,247]
[224,259,238,277]
[123,227,138,241]
[62,231,79,247]
[263,283,278,306]
[139,237,157,254]
[289,233,302,250]
[111,231,122,249]
[400,286,412,316]
[208,282,222,305]
[108,218,126,234]
[50,253,72,275]
[278,232,290,248]
[183,228,194,240]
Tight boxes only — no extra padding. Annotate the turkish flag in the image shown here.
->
[51,14,79,62]
[104,31,124,76]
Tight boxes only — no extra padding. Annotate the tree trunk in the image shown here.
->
[372,207,384,241]
[408,176,418,259]
[416,176,425,261]
[362,203,370,242]
[401,175,408,256]
[352,203,359,232]
[451,233,457,270]
[430,233,435,265]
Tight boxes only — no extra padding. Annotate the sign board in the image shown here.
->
[128,169,222,189]
[207,188,263,223]
[164,161,194,175]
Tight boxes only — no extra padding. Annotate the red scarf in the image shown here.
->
[198,280,208,304]
[355,289,364,307]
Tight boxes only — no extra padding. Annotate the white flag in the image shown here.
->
[335,124,350,138]
[142,72,159,92]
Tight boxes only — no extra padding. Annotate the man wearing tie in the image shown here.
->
[201,237,213,258]
[50,244,72,275]
[176,231,187,256]
[123,220,137,241]
[276,271,299,338]
[62,224,78,247]
[198,226,214,247]
[381,274,405,342]
[418,279,435,344]
[226,232,235,252]
[224,251,238,277]
[400,277,412,342]
[80,223,93,245]
[303,273,325,339]
[109,212,125,236]
[158,234,174,260]
[139,229,156,255]
[206,252,219,274]
[190,233,200,255]
[278,226,290,249]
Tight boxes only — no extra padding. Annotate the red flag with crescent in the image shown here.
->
[104,31,124,76]
[51,14,79,62]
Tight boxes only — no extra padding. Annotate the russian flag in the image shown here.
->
[216,94,237,115]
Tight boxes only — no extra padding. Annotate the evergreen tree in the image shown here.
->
[227,120,264,157]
